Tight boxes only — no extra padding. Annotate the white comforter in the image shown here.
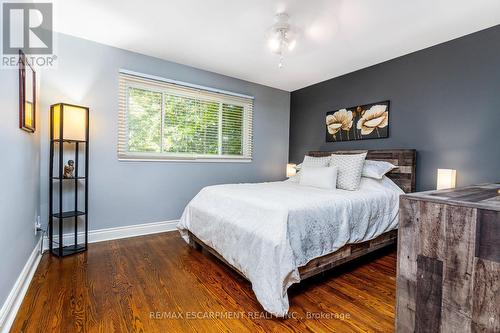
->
[177,176,403,316]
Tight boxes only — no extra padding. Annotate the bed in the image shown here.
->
[177,149,416,316]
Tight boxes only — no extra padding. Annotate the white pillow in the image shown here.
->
[299,166,338,190]
[289,155,331,183]
[362,160,397,180]
[330,153,367,191]
[302,155,331,168]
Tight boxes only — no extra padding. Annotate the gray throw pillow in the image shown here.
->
[330,153,367,190]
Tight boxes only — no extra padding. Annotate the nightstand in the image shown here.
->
[396,183,500,332]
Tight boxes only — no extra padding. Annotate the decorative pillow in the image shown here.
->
[302,155,331,168]
[299,166,338,190]
[289,156,330,183]
[362,160,397,180]
[330,153,367,190]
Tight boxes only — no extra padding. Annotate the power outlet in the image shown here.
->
[35,216,42,235]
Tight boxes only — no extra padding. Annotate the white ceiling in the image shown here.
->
[53,0,500,91]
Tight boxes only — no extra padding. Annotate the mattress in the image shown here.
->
[177,176,403,316]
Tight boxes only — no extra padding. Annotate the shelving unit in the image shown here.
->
[49,103,89,257]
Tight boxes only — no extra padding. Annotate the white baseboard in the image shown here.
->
[0,220,178,333]
[0,237,42,333]
[43,219,179,250]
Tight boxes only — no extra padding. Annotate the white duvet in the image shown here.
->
[177,176,403,316]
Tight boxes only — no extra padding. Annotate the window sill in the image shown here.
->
[118,156,252,163]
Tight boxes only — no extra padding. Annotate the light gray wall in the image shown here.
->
[39,33,290,230]
[0,69,41,307]
[290,25,500,191]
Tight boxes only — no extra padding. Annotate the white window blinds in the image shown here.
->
[118,71,253,161]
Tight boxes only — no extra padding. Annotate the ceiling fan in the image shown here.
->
[267,13,297,68]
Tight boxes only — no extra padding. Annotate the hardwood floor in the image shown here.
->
[11,232,397,333]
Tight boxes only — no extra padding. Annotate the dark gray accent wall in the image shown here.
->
[39,33,290,230]
[290,25,500,191]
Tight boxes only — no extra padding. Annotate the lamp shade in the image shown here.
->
[51,103,88,141]
[437,169,456,190]
[286,163,297,178]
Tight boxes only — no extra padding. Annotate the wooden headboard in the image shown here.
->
[308,149,417,193]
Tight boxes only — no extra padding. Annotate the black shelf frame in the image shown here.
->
[49,103,89,257]
[51,243,86,257]
[52,139,87,143]
[52,210,86,219]
[51,176,86,180]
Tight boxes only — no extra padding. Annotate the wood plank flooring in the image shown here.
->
[11,232,397,333]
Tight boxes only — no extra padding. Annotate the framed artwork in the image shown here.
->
[326,100,389,142]
[19,50,36,132]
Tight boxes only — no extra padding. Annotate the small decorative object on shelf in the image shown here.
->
[49,103,89,257]
[64,160,75,178]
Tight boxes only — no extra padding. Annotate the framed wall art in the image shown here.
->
[326,100,389,142]
[19,50,36,133]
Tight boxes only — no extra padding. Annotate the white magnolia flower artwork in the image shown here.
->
[326,109,353,140]
[325,101,389,142]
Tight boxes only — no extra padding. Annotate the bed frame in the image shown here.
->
[188,149,417,281]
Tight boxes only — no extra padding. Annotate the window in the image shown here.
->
[118,71,253,161]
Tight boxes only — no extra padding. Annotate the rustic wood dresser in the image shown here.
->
[396,183,500,332]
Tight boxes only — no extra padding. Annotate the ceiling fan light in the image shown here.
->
[268,12,297,67]
[268,37,281,53]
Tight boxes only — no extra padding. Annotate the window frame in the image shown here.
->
[118,70,253,162]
